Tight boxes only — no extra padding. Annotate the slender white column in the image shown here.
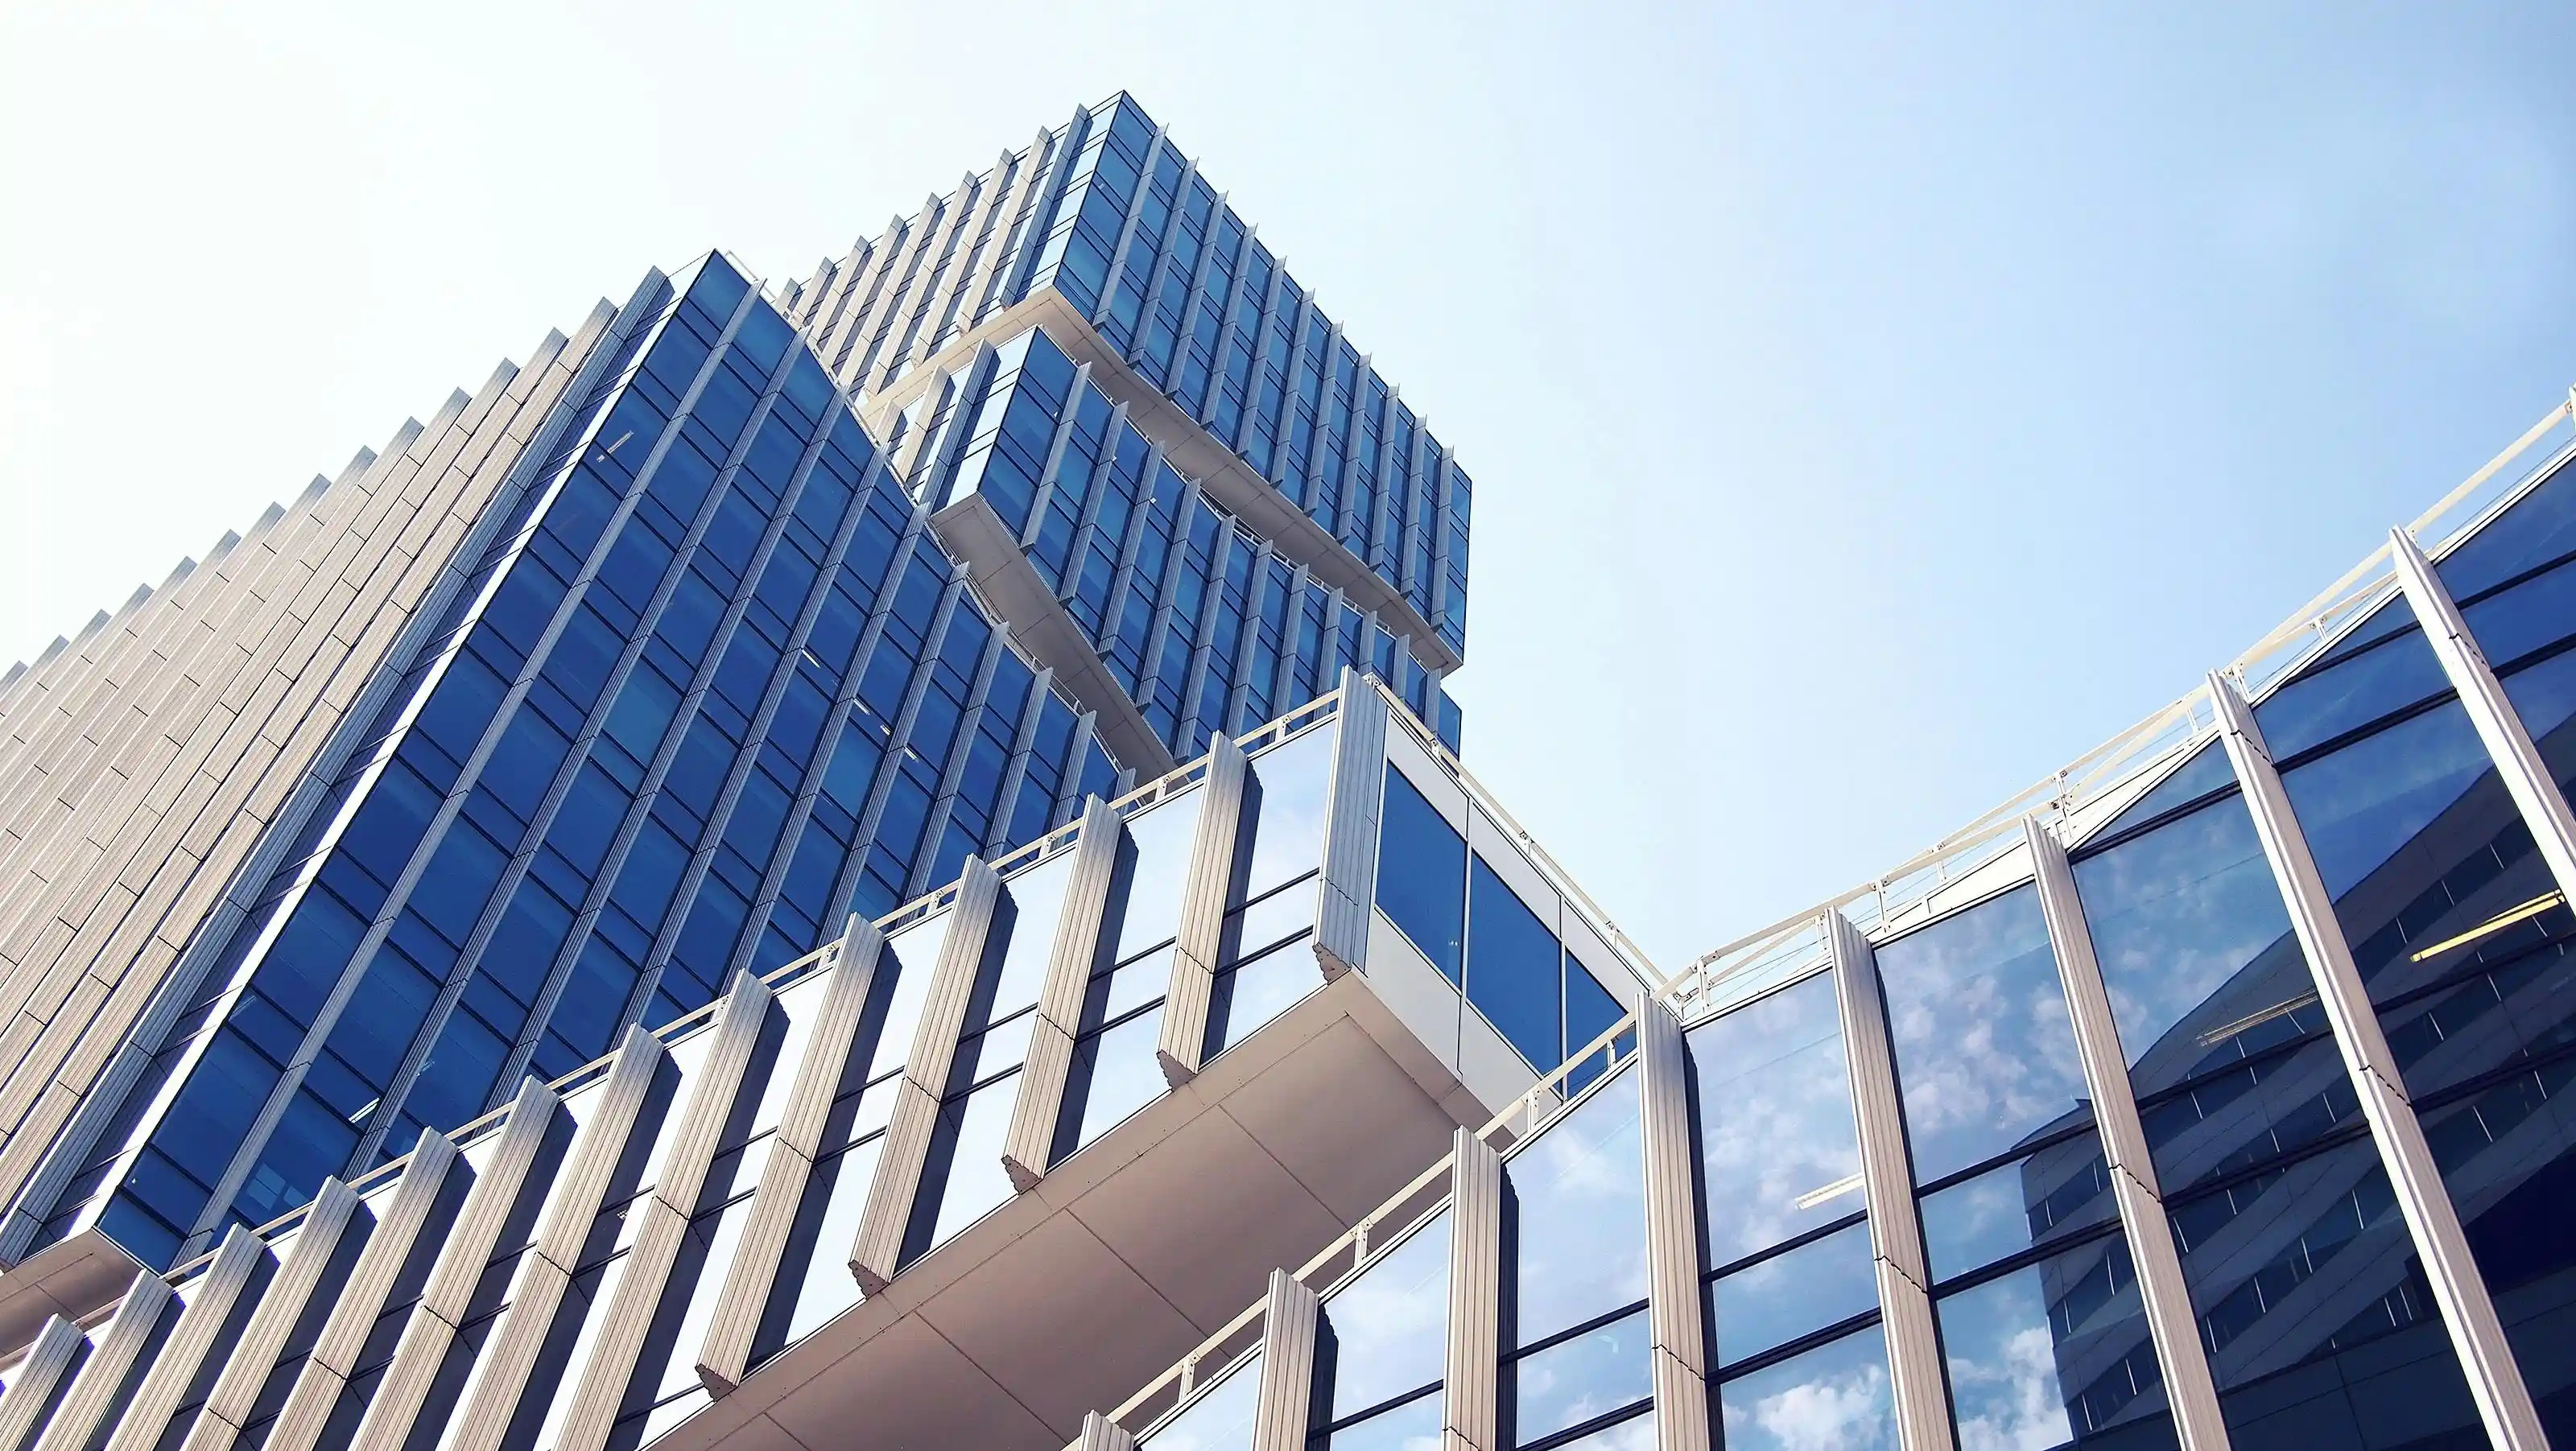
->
[696,918,885,1395]
[2024,818,2231,1451]
[1445,1127,1502,1451]
[2389,527,2576,906]
[2208,671,2546,1451]
[99,1226,270,1451]
[349,1079,565,1451]
[1069,1408,1138,1451]
[851,857,1004,1292]
[1005,800,1125,1189]
[1635,1000,1711,1451]
[1314,674,1389,982]
[32,1272,171,1451]
[1159,735,1250,1085]
[1823,911,1954,1451]
[1245,1268,1322,1451]
[553,974,776,1451]
[262,1131,462,1451]
[0,1317,85,1451]
[442,1026,672,1451]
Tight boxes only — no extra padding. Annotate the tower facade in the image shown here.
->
[0,92,1472,1278]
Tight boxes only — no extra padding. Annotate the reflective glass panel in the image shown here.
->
[1206,939,1319,1059]
[1877,884,2089,1184]
[1241,723,1336,903]
[2090,741,2235,844]
[1061,1005,1167,1157]
[2438,458,2576,600]
[872,917,952,1078]
[774,1136,881,1347]
[2252,600,2449,761]
[1709,1220,1878,1366]
[1918,1132,2116,1284]
[1377,768,1464,982]
[1509,1068,1645,1346]
[1114,790,1206,959]
[1717,1325,1896,1451]
[1313,1390,1442,1450]
[1145,1351,1260,1450]
[2460,554,2576,668]
[986,853,1075,1023]
[1319,1210,1451,1420]
[1688,971,1864,1261]
[918,1078,1018,1251]
[2072,795,2310,1096]
[1936,1235,2173,1451]
[1508,1306,1650,1447]
[2168,1138,2480,1450]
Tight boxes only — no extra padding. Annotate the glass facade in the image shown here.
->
[782,93,1472,667]
[43,257,1125,1270]
[926,324,1459,761]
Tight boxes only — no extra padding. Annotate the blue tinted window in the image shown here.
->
[2072,796,2302,1092]
[1708,1219,1876,1366]
[2087,740,2235,843]
[2252,606,2449,761]
[1936,1235,2173,1451]
[1468,858,1560,1070]
[1375,769,1463,983]
[1109,792,1203,961]
[1238,724,1335,903]
[1917,1132,2116,1282]
[1687,972,1862,1262]
[1876,885,2087,1183]
[2167,1139,2479,1449]
[1141,1350,1260,1449]
[2437,458,2576,599]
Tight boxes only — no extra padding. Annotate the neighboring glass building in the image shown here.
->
[0,93,1471,1277]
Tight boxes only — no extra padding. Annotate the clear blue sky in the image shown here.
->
[2,2,2570,973]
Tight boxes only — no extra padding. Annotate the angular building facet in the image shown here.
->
[2,88,2575,1451]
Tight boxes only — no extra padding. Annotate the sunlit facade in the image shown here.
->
[0,85,2573,1451]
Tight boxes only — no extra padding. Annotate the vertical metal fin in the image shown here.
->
[1825,911,1955,1451]
[1005,800,1125,1190]
[852,859,1005,1292]
[2209,672,2547,1451]
[1315,674,1389,981]
[100,1224,272,1451]
[1248,1269,1321,1451]
[2025,818,2230,1451]
[698,919,884,1394]
[262,1132,461,1451]
[1636,1000,1711,1451]
[31,1272,172,1451]
[1444,1128,1502,1451]
[0,1317,86,1451]
[1159,736,1250,1086]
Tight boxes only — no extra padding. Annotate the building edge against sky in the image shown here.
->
[0,83,2574,1451]
[2,390,2575,1451]
[0,88,1476,1281]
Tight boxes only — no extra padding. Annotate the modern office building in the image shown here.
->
[0,89,2574,1451]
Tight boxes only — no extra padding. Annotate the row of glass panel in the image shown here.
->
[0,704,1348,1451]
[781,93,1471,658]
[922,324,1463,761]
[40,253,1127,1271]
[1133,448,2576,1451]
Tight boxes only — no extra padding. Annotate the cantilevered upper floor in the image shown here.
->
[0,672,1652,1451]
[778,93,1474,674]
